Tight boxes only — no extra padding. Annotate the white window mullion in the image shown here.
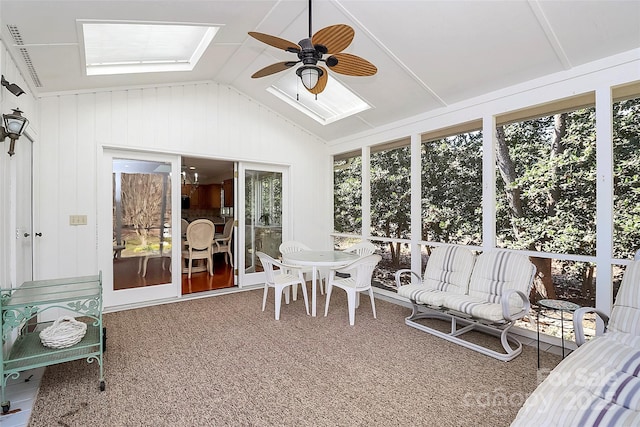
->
[362,146,371,239]
[482,115,497,250]
[411,133,422,278]
[595,87,614,324]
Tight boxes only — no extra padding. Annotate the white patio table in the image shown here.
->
[283,250,359,317]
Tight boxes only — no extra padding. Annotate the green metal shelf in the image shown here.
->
[1,273,104,414]
[4,323,101,372]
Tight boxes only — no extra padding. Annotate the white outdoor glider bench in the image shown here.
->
[396,245,536,362]
[511,258,640,426]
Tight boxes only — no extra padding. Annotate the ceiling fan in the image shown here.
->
[248,0,377,95]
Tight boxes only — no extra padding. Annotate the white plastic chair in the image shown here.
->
[181,219,214,278]
[212,220,234,266]
[337,240,376,276]
[324,254,382,326]
[343,240,376,257]
[279,240,318,298]
[257,251,309,320]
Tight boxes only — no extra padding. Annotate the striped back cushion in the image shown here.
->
[467,250,535,308]
[609,260,640,335]
[422,245,476,295]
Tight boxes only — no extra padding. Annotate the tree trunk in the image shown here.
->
[495,126,524,220]
[136,227,149,248]
[582,265,595,304]
[529,257,556,301]
[388,241,401,267]
[547,113,567,216]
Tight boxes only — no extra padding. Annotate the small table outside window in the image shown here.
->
[537,299,580,368]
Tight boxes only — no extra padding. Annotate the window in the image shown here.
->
[495,103,597,256]
[370,142,411,240]
[613,95,640,259]
[82,21,218,75]
[421,127,482,245]
[333,152,362,234]
[495,98,597,306]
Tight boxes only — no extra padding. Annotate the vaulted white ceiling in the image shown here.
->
[2,0,639,142]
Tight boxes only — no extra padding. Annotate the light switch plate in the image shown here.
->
[69,215,87,225]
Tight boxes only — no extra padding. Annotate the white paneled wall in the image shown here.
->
[0,43,38,289]
[37,82,329,282]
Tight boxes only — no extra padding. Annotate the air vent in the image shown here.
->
[7,24,42,87]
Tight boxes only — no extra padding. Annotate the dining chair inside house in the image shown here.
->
[212,221,234,267]
[181,219,215,278]
[215,218,234,240]
[256,251,309,320]
[324,254,382,326]
[180,219,189,250]
[279,240,317,299]
[336,240,377,277]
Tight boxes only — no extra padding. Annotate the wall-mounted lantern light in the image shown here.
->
[0,109,29,156]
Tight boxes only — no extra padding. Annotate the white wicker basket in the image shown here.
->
[39,316,87,349]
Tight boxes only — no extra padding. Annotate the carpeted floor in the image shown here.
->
[28,288,560,427]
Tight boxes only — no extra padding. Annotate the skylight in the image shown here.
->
[267,73,371,125]
[81,21,219,76]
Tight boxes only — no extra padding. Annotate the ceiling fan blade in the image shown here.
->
[307,66,329,95]
[327,53,377,76]
[312,24,354,54]
[251,61,298,78]
[248,32,301,53]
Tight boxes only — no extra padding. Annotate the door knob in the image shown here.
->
[35,232,43,237]
[24,232,30,237]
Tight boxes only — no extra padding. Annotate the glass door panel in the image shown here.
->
[112,159,172,289]
[244,170,282,271]
[101,150,180,308]
[238,163,287,287]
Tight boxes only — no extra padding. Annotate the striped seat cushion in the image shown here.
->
[512,332,640,426]
[443,250,535,320]
[397,284,447,305]
[397,245,475,307]
[441,294,512,323]
[609,261,640,335]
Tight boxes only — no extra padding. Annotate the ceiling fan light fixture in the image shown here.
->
[247,0,375,95]
[296,66,323,90]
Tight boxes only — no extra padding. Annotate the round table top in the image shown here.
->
[538,299,580,311]
[283,250,359,267]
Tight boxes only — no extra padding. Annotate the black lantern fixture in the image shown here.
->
[1,75,25,97]
[0,109,29,156]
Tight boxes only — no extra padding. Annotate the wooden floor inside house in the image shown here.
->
[113,253,235,295]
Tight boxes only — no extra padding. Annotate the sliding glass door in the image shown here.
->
[238,163,288,287]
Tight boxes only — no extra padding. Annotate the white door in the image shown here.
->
[237,162,288,287]
[100,149,181,308]
[13,135,33,286]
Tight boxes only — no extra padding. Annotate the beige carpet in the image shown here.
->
[28,288,560,427]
